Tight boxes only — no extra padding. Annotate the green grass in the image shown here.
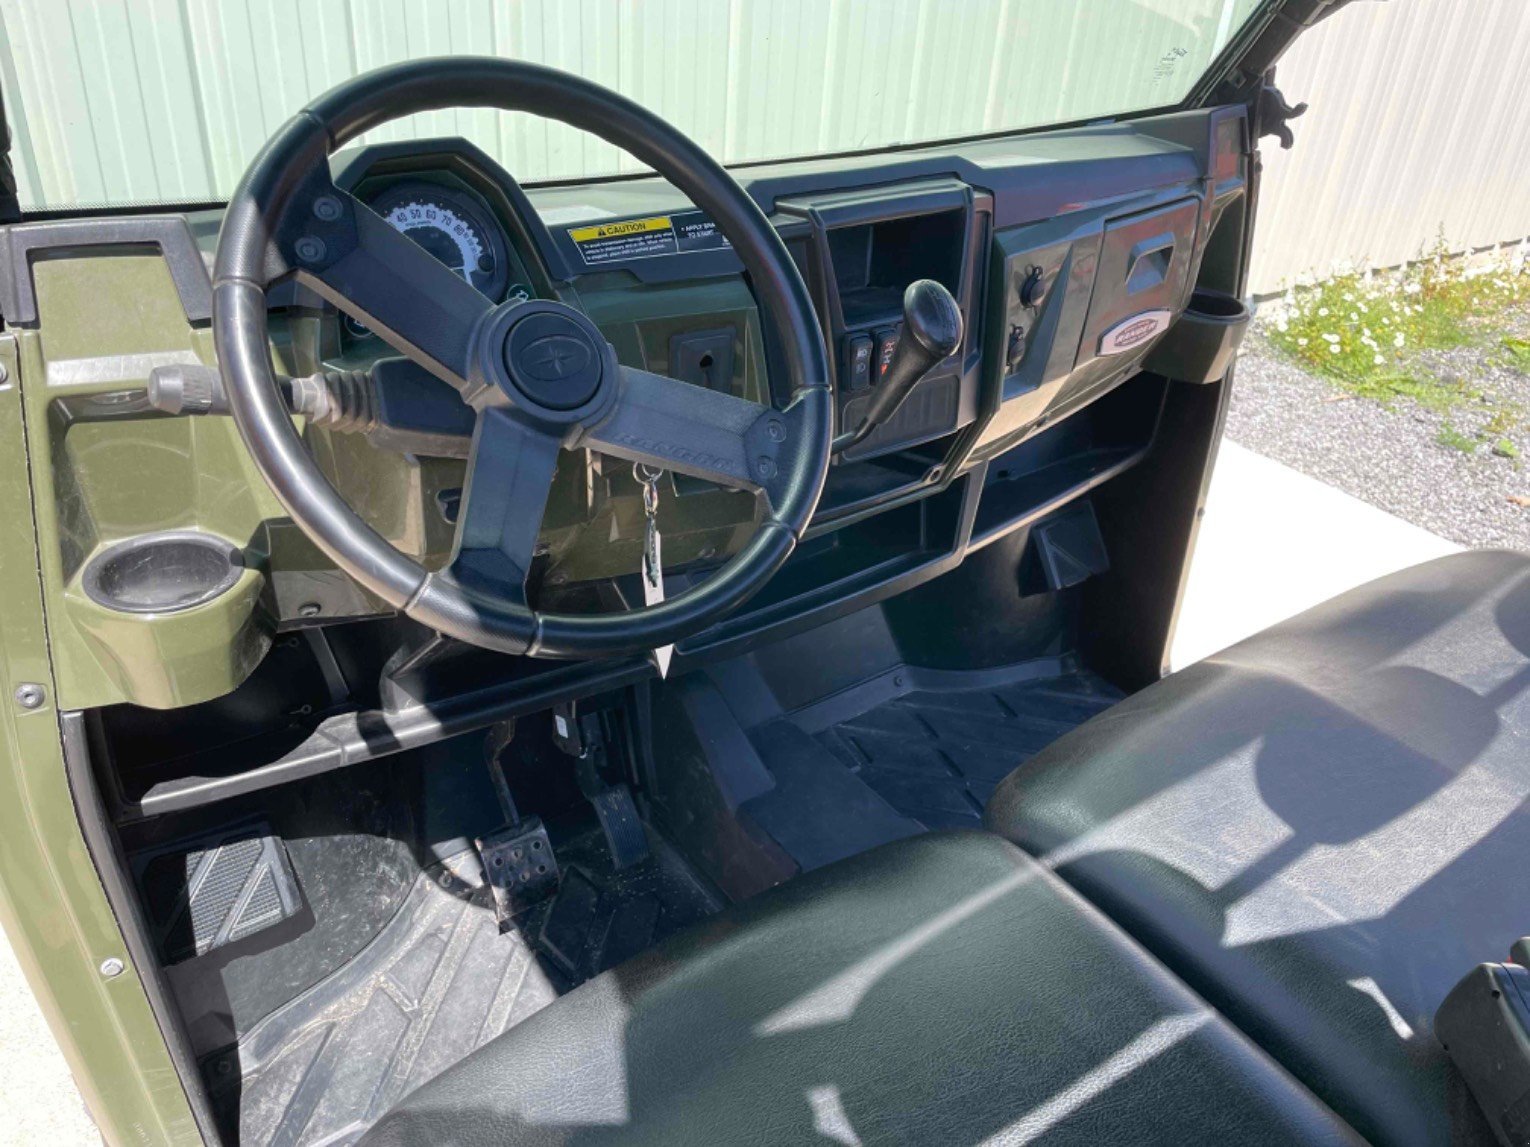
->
[1436,423,1478,453]
[1267,245,1530,457]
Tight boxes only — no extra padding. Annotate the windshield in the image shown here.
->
[1,0,1265,212]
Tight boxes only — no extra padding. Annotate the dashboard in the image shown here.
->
[0,107,1251,711]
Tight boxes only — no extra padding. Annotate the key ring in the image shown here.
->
[633,463,662,517]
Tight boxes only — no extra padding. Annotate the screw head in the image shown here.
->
[766,419,786,442]
[311,195,342,222]
[99,957,124,979]
[294,236,327,263]
[13,683,44,710]
[756,457,777,480]
[297,601,322,618]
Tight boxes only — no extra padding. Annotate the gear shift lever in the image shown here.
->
[834,279,963,454]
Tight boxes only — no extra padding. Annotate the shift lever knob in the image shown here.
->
[837,280,963,452]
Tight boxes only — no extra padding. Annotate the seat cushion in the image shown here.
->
[362,832,1356,1146]
[987,549,1530,1146]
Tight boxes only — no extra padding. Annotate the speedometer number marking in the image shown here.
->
[384,200,485,283]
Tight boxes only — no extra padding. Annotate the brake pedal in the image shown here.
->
[476,818,560,929]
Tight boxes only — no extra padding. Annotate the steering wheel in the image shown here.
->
[214,59,832,659]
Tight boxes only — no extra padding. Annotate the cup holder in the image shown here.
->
[1144,288,1252,384]
[82,532,244,615]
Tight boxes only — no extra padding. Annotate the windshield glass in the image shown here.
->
[1,0,1265,212]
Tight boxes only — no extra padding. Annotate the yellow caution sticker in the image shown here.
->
[568,216,672,243]
[566,211,729,266]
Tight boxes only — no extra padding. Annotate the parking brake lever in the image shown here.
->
[833,279,963,454]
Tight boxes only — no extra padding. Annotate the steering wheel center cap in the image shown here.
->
[502,309,604,411]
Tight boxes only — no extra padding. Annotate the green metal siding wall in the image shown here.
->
[4,1,1525,293]
[1249,0,1530,292]
[0,0,1250,207]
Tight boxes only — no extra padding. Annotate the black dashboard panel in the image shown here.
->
[0,104,1249,688]
[774,179,989,462]
[521,105,1247,479]
[977,189,1206,460]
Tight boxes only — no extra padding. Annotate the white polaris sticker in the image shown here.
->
[1098,309,1172,356]
[537,203,616,227]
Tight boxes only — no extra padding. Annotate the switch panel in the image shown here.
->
[844,333,874,391]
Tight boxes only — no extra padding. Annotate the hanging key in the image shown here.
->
[635,464,674,676]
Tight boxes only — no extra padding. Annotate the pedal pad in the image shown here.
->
[132,820,302,965]
[591,784,649,870]
[477,816,561,928]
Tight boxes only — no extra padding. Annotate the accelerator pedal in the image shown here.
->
[591,783,649,871]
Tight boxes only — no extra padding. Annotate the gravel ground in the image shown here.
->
[1227,322,1530,550]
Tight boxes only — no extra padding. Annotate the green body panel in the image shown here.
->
[0,332,202,1144]
[20,251,289,710]
[17,245,772,708]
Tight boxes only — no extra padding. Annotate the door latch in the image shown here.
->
[1256,82,1308,150]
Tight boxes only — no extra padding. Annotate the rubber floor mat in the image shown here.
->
[205,850,558,1147]
[810,669,1122,830]
[532,826,721,985]
[208,830,720,1146]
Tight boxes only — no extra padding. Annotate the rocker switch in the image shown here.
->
[844,333,874,391]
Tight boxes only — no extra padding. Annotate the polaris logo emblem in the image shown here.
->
[523,335,592,382]
[1099,310,1172,356]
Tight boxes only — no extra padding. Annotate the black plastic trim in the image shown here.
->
[330,136,571,289]
[127,656,654,819]
[0,215,212,326]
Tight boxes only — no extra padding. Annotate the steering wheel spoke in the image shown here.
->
[284,181,494,398]
[581,366,793,509]
[448,408,562,605]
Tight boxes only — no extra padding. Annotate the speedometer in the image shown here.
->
[366,182,512,302]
